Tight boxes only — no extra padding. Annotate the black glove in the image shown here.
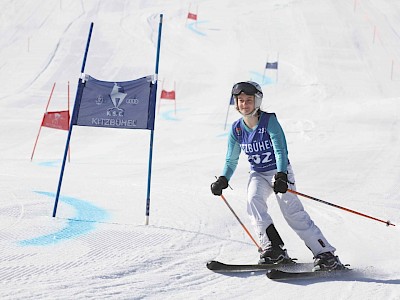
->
[273,172,288,194]
[211,176,228,196]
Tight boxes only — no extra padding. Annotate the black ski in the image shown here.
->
[266,267,351,280]
[206,259,312,272]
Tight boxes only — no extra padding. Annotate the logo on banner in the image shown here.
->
[94,83,140,118]
[108,83,127,117]
[52,113,63,125]
[96,95,104,105]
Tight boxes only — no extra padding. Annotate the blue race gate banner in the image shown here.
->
[265,62,278,69]
[72,75,156,130]
[53,16,164,224]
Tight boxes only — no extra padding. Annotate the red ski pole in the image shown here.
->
[288,189,395,227]
[220,194,263,252]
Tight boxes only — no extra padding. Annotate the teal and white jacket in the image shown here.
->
[222,111,290,181]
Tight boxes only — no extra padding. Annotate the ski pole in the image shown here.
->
[287,189,395,227]
[219,194,263,252]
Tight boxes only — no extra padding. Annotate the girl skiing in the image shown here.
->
[211,81,344,271]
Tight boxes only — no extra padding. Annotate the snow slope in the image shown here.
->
[1,0,400,299]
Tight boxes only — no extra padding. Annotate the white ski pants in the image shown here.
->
[247,165,336,257]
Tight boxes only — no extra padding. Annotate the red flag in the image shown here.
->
[187,12,197,20]
[41,110,69,130]
[160,90,176,100]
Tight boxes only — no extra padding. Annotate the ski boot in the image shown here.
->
[258,245,291,265]
[313,252,346,271]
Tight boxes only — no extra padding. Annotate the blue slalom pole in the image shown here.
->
[52,22,94,217]
[145,14,163,225]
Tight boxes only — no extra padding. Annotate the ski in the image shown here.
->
[266,267,351,280]
[206,259,313,272]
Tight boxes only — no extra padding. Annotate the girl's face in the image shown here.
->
[237,93,255,115]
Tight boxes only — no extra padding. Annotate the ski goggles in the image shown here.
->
[231,82,261,96]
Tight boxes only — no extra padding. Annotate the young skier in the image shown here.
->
[211,81,344,271]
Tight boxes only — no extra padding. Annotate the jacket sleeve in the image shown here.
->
[267,114,288,173]
[221,128,241,181]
